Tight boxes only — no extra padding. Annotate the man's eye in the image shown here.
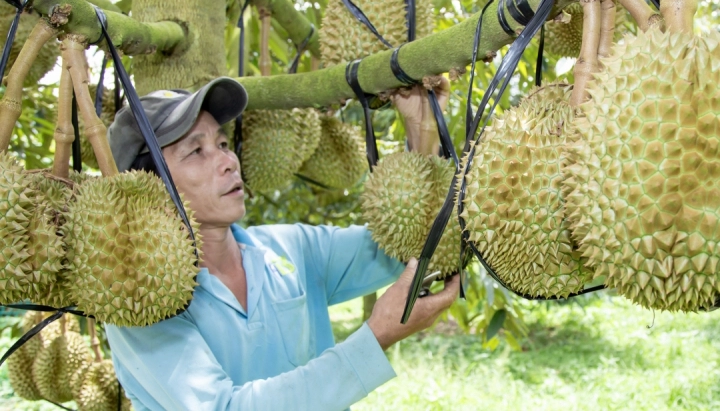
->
[219,141,229,149]
[190,147,201,155]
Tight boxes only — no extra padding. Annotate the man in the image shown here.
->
[105,77,459,410]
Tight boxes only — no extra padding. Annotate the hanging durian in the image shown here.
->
[319,0,435,67]
[33,329,92,404]
[545,2,629,58]
[241,109,321,192]
[362,152,461,278]
[298,115,367,190]
[0,3,59,85]
[562,28,720,311]
[7,312,45,400]
[0,152,35,305]
[64,171,201,326]
[458,83,592,298]
[76,360,132,411]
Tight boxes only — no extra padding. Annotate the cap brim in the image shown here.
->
[148,77,248,150]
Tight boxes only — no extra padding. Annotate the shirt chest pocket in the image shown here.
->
[271,293,315,367]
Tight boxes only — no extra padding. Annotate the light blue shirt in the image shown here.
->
[105,223,405,410]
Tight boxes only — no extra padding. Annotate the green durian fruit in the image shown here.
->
[320,0,435,68]
[7,312,44,400]
[0,3,59,85]
[562,28,720,311]
[32,330,79,403]
[76,360,132,411]
[544,3,629,58]
[0,152,35,304]
[241,109,321,192]
[458,83,592,298]
[298,115,367,190]
[64,171,200,326]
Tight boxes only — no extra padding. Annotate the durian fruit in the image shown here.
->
[458,83,592,298]
[0,3,59,85]
[0,152,35,304]
[7,312,45,400]
[562,28,720,311]
[545,2,629,58]
[362,152,462,277]
[76,360,132,411]
[64,171,201,326]
[241,109,321,192]
[33,329,90,404]
[298,115,367,190]
[320,0,435,67]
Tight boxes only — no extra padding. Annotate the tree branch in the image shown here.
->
[32,0,188,55]
[252,0,320,58]
[239,0,573,110]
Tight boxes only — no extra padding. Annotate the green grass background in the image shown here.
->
[1,294,719,410]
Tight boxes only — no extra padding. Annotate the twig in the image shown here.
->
[617,0,664,31]
[259,6,271,77]
[61,35,118,177]
[571,0,602,106]
[88,318,103,363]
[0,19,58,152]
[598,0,617,59]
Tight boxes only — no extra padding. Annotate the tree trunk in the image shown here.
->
[132,0,227,94]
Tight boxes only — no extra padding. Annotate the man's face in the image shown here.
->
[162,110,245,228]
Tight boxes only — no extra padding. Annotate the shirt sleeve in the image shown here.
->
[107,317,395,411]
[297,224,406,305]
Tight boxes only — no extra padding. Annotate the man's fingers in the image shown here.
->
[396,258,419,286]
[422,274,460,311]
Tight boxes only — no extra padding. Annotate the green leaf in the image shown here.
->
[485,308,506,341]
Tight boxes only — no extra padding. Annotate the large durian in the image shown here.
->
[458,83,592,298]
[362,152,461,277]
[0,152,35,304]
[320,0,435,67]
[76,360,132,411]
[0,3,59,85]
[562,28,720,311]
[298,115,367,190]
[544,2,629,58]
[64,171,201,326]
[33,330,91,404]
[241,109,321,192]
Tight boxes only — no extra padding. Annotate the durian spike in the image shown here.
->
[259,6,271,77]
[61,35,118,177]
[88,318,103,363]
[617,0,664,31]
[570,0,602,107]
[659,0,697,32]
[0,19,58,152]
[598,0,618,59]
[52,59,75,179]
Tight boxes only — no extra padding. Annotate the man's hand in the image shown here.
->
[389,77,451,155]
[367,258,460,350]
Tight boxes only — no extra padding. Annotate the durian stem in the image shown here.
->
[52,61,75,179]
[61,35,119,177]
[259,7,271,77]
[617,0,664,31]
[252,0,321,58]
[32,0,188,56]
[0,19,58,153]
[311,56,320,71]
[659,0,697,32]
[570,0,602,107]
[60,315,67,334]
[597,0,617,59]
[88,318,103,363]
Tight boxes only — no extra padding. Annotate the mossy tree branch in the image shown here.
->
[252,0,320,58]
[32,0,188,55]
[239,0,573,110]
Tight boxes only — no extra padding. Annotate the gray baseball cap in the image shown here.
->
[108,77,248,172]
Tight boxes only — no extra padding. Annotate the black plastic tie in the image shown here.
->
[341,0,393,49]
[0,309,65,368]
[497,0,515,36]
[536,24,544,87]
[345,59,379,168]
[390,45,417,85]
[405,0,416,42]
[0,0,27,82]
[72,92,82,172]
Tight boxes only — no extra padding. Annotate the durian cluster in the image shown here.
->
[7,312,132,410]
[0,153,201,326]
[0,3,59,85]
[241,110,367,193]
[319,0,435,67]
[361,152,461,277]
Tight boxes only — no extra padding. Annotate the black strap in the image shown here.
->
[340,0,393,48]
[288,25,314,75]
[233,0,250,160]
[0,0,27,82]
[466,0,495,140]
[2,303,88,317]
[497,0,515,36]
[536,24,544,87]
[95,54,108,117]
[405,0,416,42]
[649,0,660,10]
[508,0,536,26]
[93,7,198,257]
[72,92,82,172]
[345,59,379,168]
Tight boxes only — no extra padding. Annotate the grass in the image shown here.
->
[1,295,719,410]
[333,294,720,411]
